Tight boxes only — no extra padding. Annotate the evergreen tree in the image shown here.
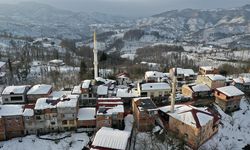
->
[100,52,107,62]
[79,60,87,80]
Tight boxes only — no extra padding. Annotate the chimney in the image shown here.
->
[170,68,177,113]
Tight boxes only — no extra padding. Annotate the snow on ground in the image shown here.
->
[0,132,89,150]
[202,98,250,150]
[135,132,174,150]
[121,53,136,60]
[124,114,134,132]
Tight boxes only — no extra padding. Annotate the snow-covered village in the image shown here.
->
[1,1,250,150]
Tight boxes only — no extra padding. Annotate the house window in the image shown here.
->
[159,91,162,97]
[150,92,154,97]
[36,116,41,120]
[62,120,67,125]
[69,120,74,125]
[141,92,147,97]
[102,120,110,125]
[112,113,118,119]
[148,111,155,116]
[140,112,145,117]
[10,96,23,101]
[184,133,188,141]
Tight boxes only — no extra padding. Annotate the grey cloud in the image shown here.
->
[0,0,249,17]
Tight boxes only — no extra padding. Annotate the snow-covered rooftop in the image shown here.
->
[145,71,167,78]
[49,59,64,64]
[92,127,130,150]
[206,74,226,81]
[34,98,58,110]
[0,72,6,77]
[216,86,244,97]
[176,68,183,74]
[117,73,129,79]
[95,77,116,84]
[116,88,138,98]
[233,77,250,85]
[2,85,29,95]
[134,97,157,111]
[72,85,81,94]
[191,84,211,92]
[77,107,96,121]
[200,66,216,71]
[97,97,122,101]
[49,91,67,99]
[159,105,215,128]
[0,61,5,68]
[97,85,108,95]
[81,80,91,89]
[182,69,195,76]
[0,105,23,117]
[141,82,171,91]
[172,68,195,76]
[27,84,52,95]
[97,105,124,115]
[56,96,78,108]
[23,108,34,117]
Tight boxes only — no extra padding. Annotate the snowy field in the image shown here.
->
[0,132,89,150]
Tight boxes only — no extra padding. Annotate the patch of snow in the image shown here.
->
[0,132,89,150]
[124,114,134,132]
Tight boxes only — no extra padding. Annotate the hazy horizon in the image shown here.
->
[0,0,249,17]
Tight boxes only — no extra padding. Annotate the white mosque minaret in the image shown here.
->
[93,31,99,79]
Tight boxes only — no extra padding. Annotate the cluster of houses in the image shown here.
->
[132,66,248,149]
[0,65,249,149]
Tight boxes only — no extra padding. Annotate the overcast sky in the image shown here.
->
[0,0,249,17]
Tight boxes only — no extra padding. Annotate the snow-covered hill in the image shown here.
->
[136,5,250,42]
[0,2,128,39]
